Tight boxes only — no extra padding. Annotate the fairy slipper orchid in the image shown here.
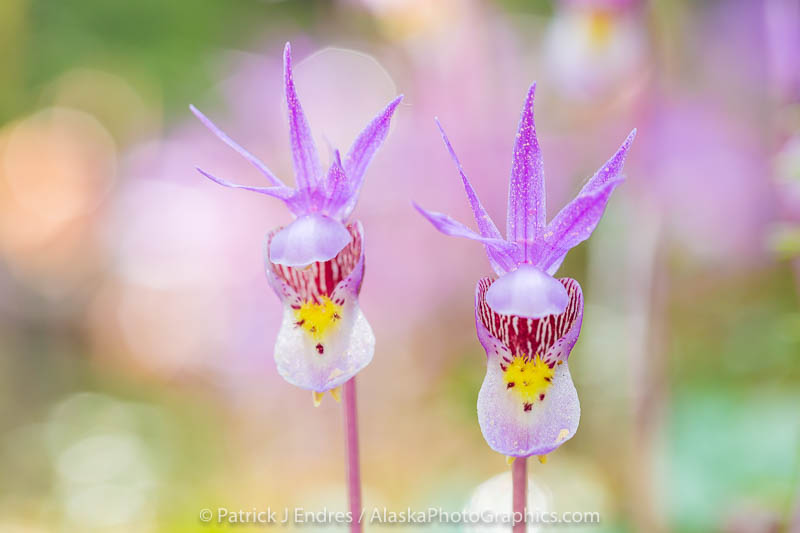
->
[416,83,634,457]
[191,43,402,394]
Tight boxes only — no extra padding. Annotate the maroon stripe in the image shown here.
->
[477,276,581,362]
[270,224,361,302]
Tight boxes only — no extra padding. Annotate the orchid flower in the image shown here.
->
[191,43,402,397]
[544,0,646,100]
[415,83,634,458]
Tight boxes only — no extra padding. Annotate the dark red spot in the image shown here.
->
[523,403,533,412]
[295,319,305,327]
[291,304,301,310]
[499,364,507,372]
[539,393,545,401]
[544,376,552,383]
[333,313,341,320]
[316,343,324,354]
[507,382,515,389]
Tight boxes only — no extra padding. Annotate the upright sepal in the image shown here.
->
[323,150,351,218]
[538,177,624,273]
[578,129,636,196]
[435,119,505,243]
[341,95,404,217]
[507,83,545,262]
[283,42,323,194]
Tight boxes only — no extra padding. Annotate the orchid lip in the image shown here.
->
[485,264,569,318]
[268,214,352,267]
[266,221,373,392]
[475,277,584,456]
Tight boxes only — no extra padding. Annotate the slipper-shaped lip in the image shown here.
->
[474,276,584,456]
[265,222,373,392]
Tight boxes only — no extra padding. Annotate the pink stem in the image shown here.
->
[512,456,527,533]
[343,377,362,533]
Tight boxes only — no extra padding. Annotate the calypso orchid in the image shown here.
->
[415,83,635,458]
[191,43,402,398]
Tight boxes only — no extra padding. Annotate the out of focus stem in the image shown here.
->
[343,377,362,533]
[512,456,527,533]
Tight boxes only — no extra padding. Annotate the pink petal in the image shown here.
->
[507,83,546,262]
[190,104,286,188]
[195,167,307,214]
[413,203,518,272]
[539,177,624,273]
[284,42,323,193]
[578,129,636,196]
[341,95,404,216]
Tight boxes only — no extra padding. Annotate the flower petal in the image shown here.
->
[477,359,580,457]
[538,177,623,273]
[268,213,352,267]
[323,150,351,219]
[273,300,374,392]
[485,264,569,318]
[267,222,373,392]
[413,203,518,272]
[435,119,505,242]
[475,277,584,456]
[341,95,404,216]
[195,167,306,214]
[507,83,546,262]
[578,129,636,196]
[284,42,323,193]
[190,105,286,188]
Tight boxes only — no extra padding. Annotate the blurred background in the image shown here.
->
[1,0,799,531]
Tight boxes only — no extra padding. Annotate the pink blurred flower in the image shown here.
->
[543,0,648,100]
[631,97,775,266]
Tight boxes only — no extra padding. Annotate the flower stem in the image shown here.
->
[512,456,527,533]
[343,377,362,533]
